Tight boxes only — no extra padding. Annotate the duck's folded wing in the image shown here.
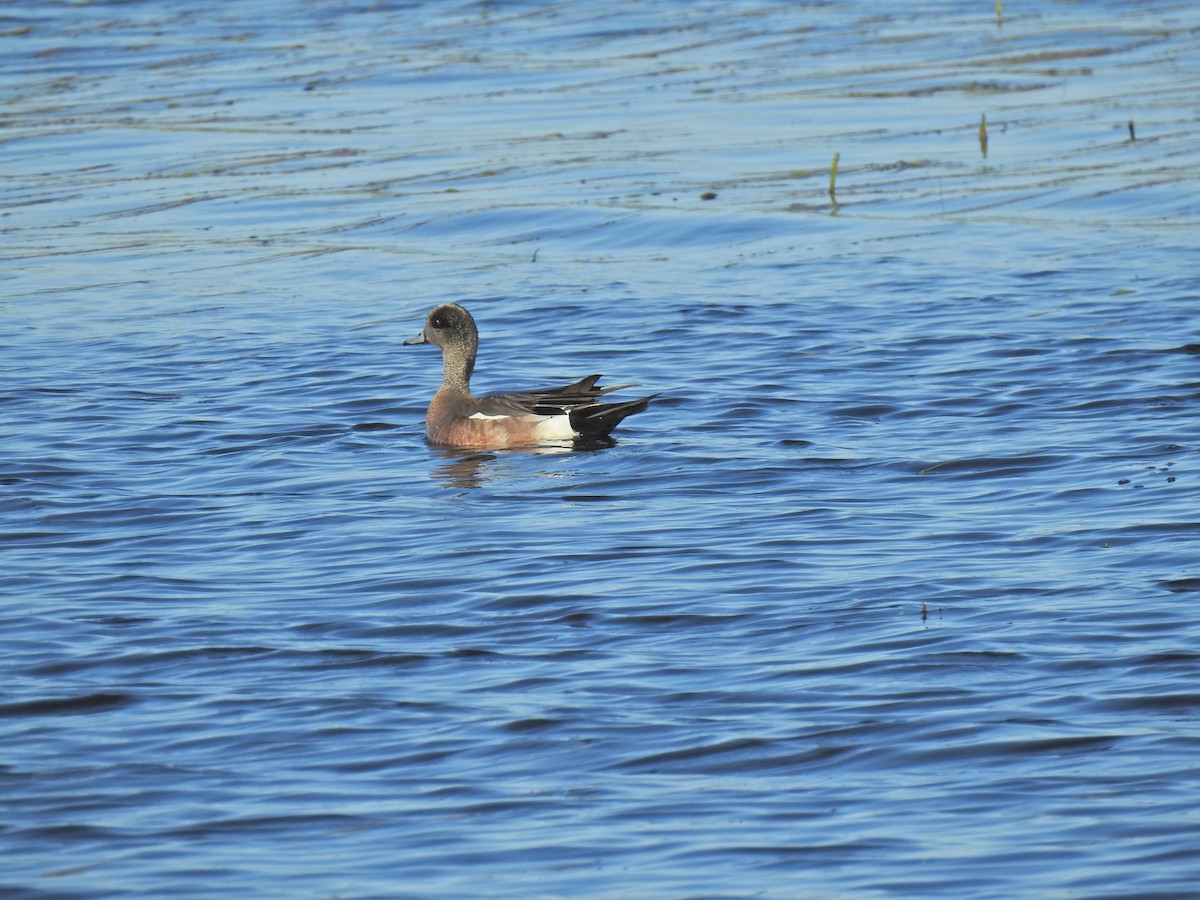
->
[476,374,637,417]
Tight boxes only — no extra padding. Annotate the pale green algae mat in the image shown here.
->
[3,2,1200,898]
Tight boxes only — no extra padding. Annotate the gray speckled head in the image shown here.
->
[406,303,479,388]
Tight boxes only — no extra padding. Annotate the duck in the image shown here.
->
[405,303,654,450]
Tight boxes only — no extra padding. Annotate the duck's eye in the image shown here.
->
[431,312,448,329]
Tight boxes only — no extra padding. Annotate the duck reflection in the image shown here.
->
[429,438,612,490]
[431,450,502,489]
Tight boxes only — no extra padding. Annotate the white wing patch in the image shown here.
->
[468,412,511,420]
[534,414,576,441]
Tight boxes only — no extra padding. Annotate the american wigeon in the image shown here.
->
[405,303,654,449]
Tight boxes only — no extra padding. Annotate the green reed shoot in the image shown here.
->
[829,152,840,207]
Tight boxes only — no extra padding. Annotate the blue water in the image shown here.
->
[4,1,1200,897]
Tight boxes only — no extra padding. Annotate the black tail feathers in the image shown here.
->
[568,394,655,441]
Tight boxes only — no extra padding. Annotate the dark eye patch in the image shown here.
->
[431,312,448,329]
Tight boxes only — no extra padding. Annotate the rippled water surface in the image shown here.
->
[4,1,1200,896]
